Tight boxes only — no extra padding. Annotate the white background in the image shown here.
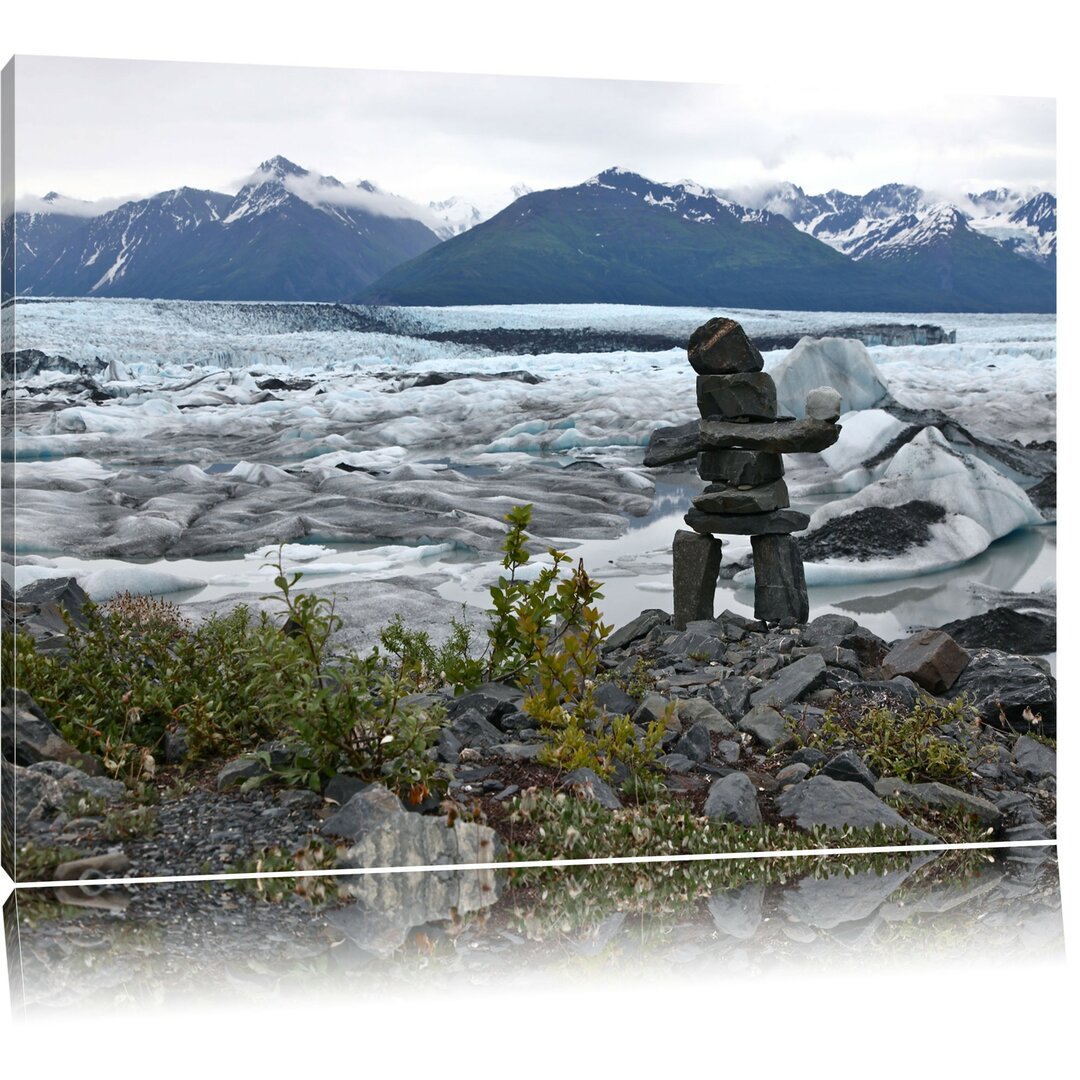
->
[1,2,1075,1073]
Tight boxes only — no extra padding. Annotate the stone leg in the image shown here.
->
[672,529,723,629]
[751,534,809,624]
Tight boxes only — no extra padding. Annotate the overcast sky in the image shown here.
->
[13,55,1056,208]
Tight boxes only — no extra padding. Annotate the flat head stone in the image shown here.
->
[951,649,1056,735]
[321,784,405,841]
[672,529,723,629]
[659,753,696,774]
[693,479,790,516]
[447,683,524,726]
[696,372,777,420]
[324,774,371,805]
[703,771,762,825]
[1,702,103,775]
[450,708,505,749]
[715,739,742,765]
[776,761,812,786]
[633,691,677,729]
[688,317,764,375]
[718,609,769,634]
[791,747,827,768]
[16,576,91,623]
[882,629,971,693]
[699,417,841,454]
[698,449,784,486]
[802,613,887,667]
[706,675,754,719]
[662,629,727,661]
[676,696,736,735]
[805,386,842,422]
[674,721,712,763]
[876,778,1002,829]
[593,681,637,716]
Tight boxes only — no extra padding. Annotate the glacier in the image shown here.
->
[4,299,1055,647]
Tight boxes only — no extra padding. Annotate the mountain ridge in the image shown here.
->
[363,167,1055,312]
[10,158,1056,311]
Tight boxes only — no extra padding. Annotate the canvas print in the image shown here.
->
[0,57,1057,888]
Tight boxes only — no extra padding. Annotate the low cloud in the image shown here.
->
[15,192,134,217]
[247,167,442,228]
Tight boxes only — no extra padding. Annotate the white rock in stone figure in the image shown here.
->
[805,386,842,422]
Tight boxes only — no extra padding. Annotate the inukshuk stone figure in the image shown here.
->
[672,317,842,629]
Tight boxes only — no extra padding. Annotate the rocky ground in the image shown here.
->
[4,575,1057,887]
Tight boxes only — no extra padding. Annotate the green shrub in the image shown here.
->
[8,504,659,797]
[378,610,484,694]
[256,560,443,803]
[792,695,976,785]
[10,570,442,800]
[596,656,659,700]
[483,508,665,782]
[13,596,282,779]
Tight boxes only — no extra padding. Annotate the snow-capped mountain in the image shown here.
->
[12,156,442,301]
[965,190,1057,264]
[365,166,1054,312]
[8,159,1055,310]
[733,181,1056,268]
[27,186,232,296]
[428,184,534,239]
[842,204,968,262]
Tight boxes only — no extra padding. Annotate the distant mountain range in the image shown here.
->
[9,156,442,301]
[730,180,1056,266]
[8,156,1056,311]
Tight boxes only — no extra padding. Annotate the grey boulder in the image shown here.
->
[703,772,762,825]
[776,775,936,842]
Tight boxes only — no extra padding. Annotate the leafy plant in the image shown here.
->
[243,554,444,802]
[485,512,666,782]
[597,656,658,700]
[9,505,660,801]
[378,610,484,694]
[791,695,976,785]
[10,565,444,801]
[11,597,287,778]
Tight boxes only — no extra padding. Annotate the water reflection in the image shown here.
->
[6,846,1060,1012]
[548,469,1056,649]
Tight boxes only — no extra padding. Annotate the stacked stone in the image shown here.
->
[672,317,842,629]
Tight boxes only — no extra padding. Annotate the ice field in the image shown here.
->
[4,299,1056,657]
